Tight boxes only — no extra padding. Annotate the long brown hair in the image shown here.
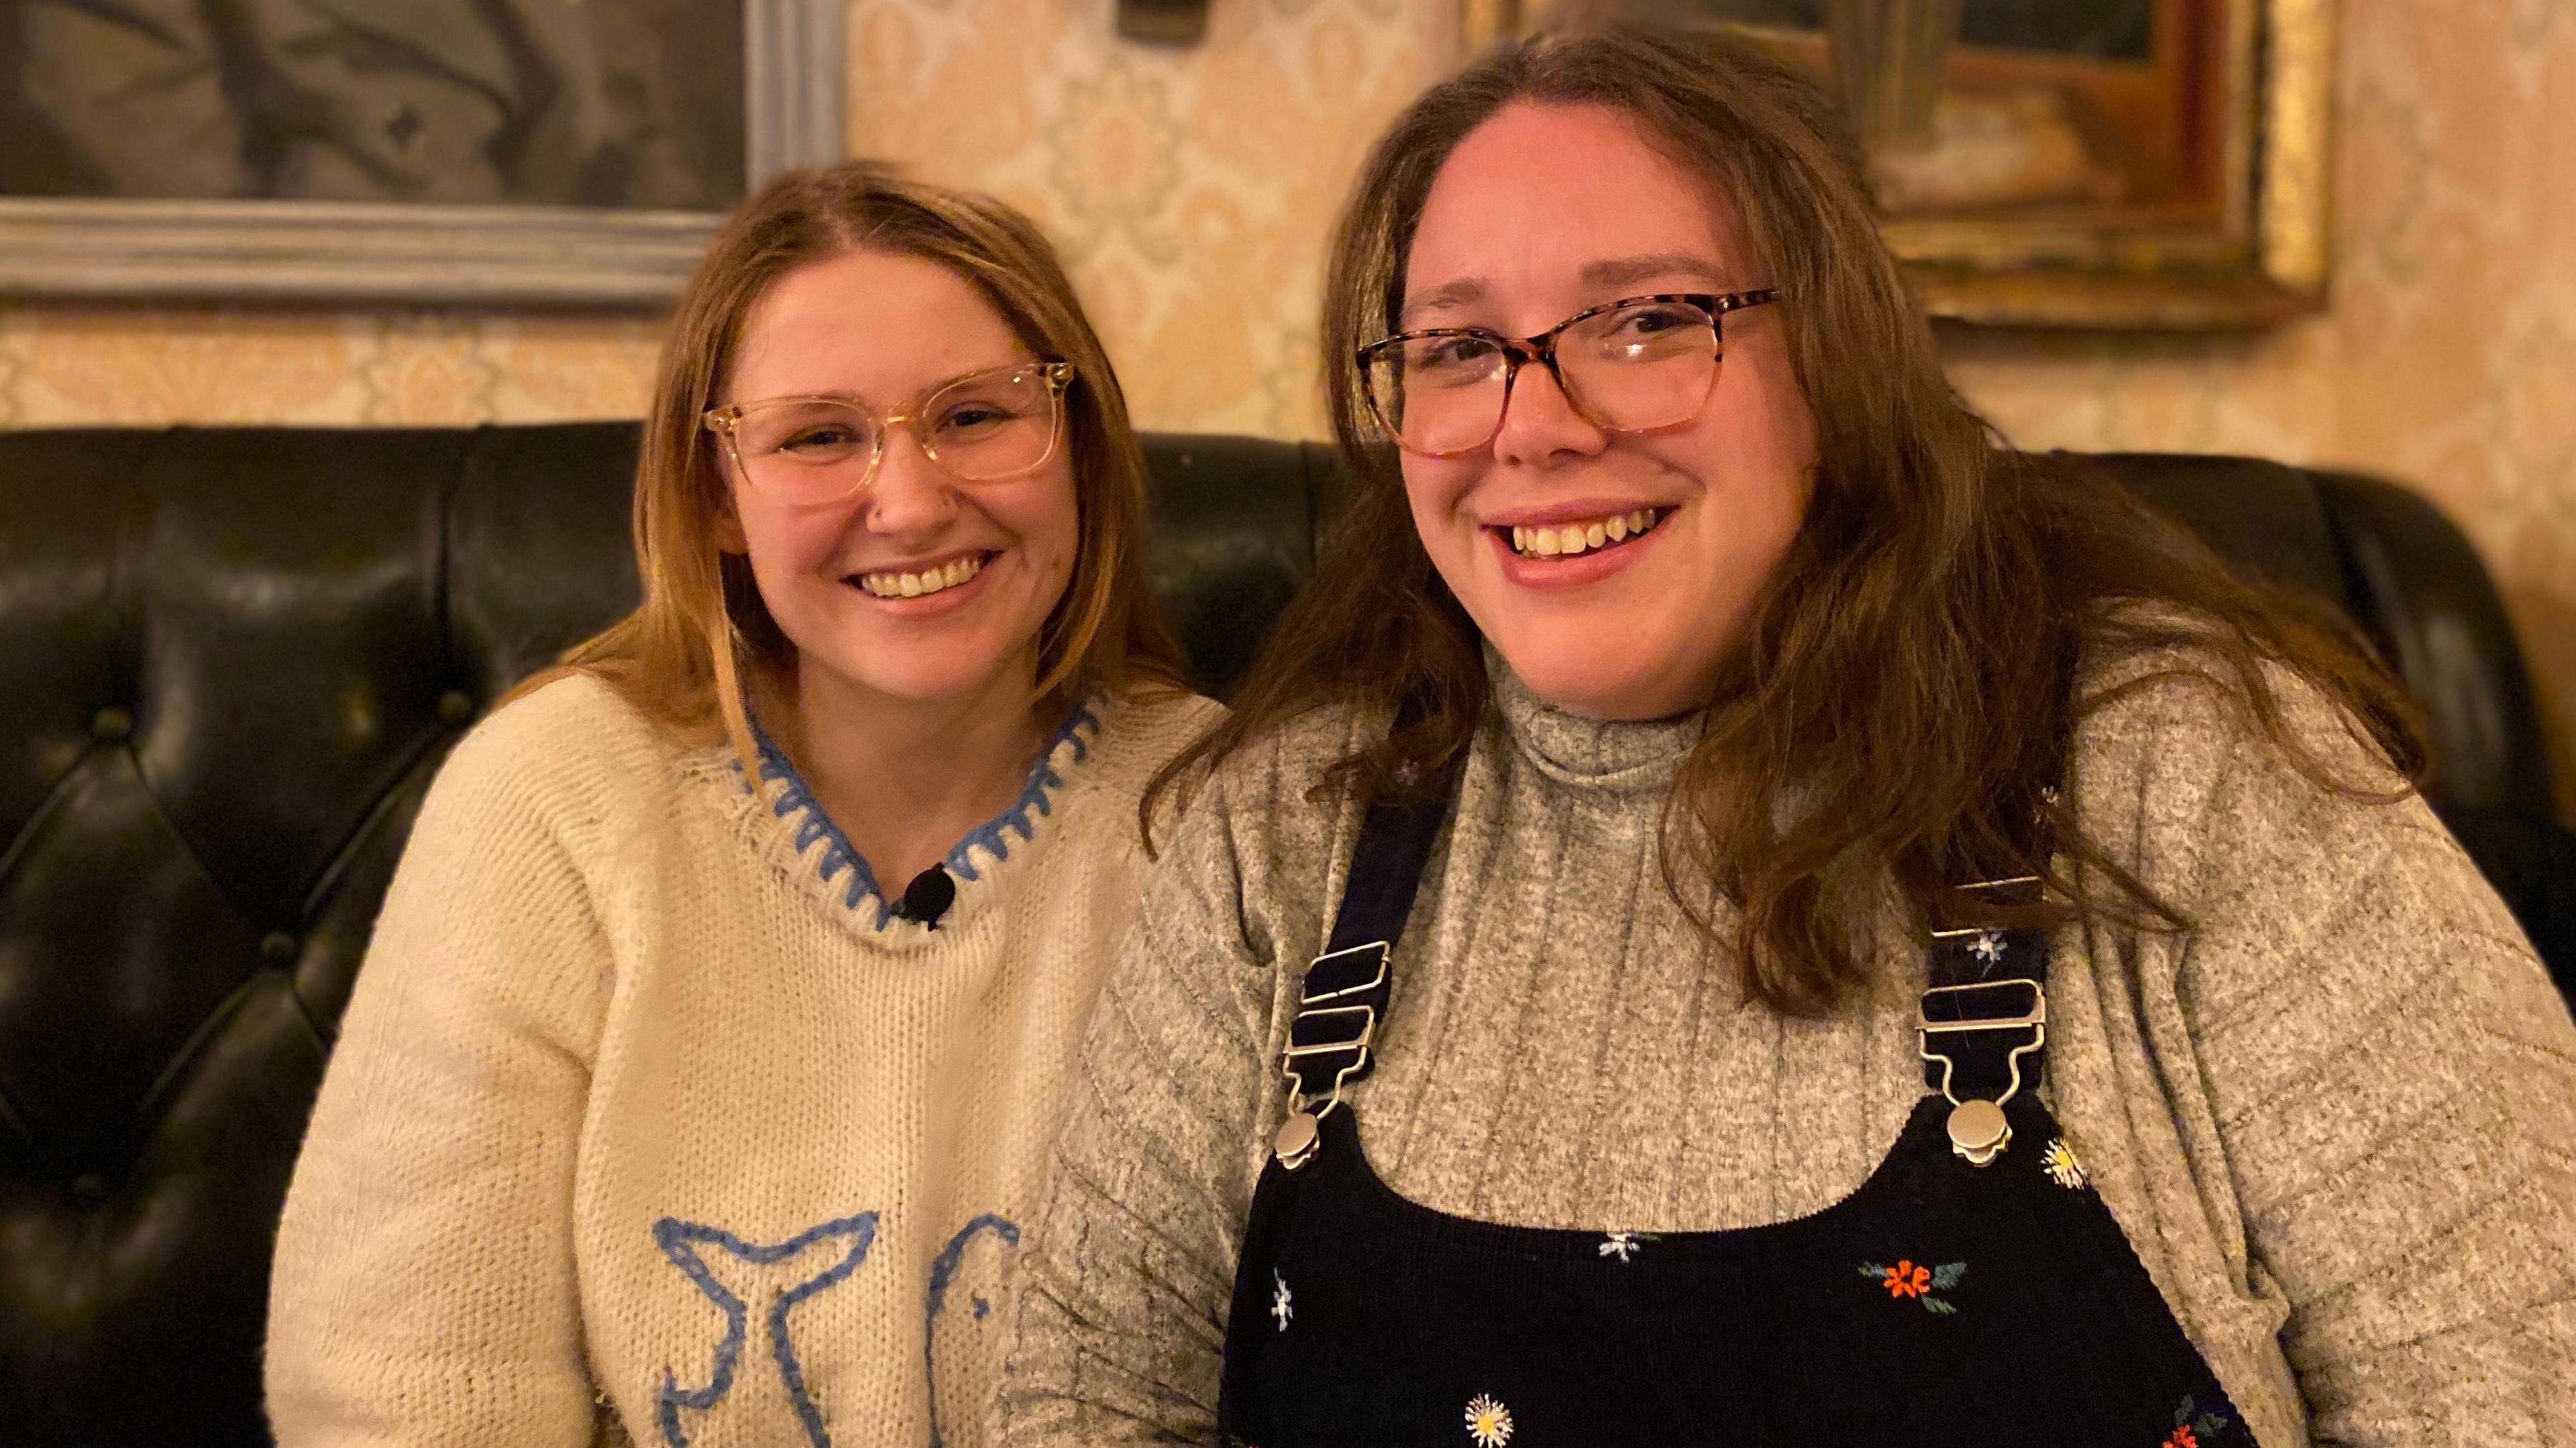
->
[519,162,1184,769]
[1154,25,2425,1014]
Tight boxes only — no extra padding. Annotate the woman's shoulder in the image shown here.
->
[1079,684,1226,794]
[2068,612,2405,808]
[2063,616,2508,944]
[426,671,697,835]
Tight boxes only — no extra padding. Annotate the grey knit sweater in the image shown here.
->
[999,655,2576,1445]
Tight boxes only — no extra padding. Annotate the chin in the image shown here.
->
[814,645,1020,709]
[1493,633,1711,722]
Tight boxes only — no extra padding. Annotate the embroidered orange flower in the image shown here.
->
[1882,1260,1931,1298]
[2163,1429,2198,1448]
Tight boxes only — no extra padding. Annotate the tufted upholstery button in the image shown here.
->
[260,932,299,963]
[89,706,132,742]
[437,689,477,724]
[66,1174,109,1209]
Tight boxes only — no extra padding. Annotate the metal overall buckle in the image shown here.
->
[1273,941,1390,1170]
[1917,975,2046,1166]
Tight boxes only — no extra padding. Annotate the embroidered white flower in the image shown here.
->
[1464,1394,1514,1447]
[1271,1270,1293,1331]
[1598,1231,1641,1262]
[1968,930,2006,962]
[2041,1136,2088,1190]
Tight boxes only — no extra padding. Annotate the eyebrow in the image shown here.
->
[1580,251,1737,291]
[1397,252,1740,328]
[1397,277,1487,326]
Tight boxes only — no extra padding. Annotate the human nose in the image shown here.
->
[1488,351,1608,468]
[863,419,959,535]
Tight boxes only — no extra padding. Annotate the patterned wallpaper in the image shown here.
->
[0,0,2569,812]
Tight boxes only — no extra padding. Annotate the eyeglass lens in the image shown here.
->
[728,366,1063,498]
[1366,298,1723,457]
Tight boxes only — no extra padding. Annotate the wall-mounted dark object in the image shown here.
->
[1118,0,1211,44]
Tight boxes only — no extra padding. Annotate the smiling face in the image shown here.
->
[1395,101,1818,720]
[719,248,1080,717]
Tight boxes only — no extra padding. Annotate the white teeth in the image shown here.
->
[1508,508,1662,559]
[859,553,985,598]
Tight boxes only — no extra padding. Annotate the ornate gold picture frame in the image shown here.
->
[1462,0,2332,328]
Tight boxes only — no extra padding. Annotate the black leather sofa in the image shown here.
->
[2,425,2569,1447]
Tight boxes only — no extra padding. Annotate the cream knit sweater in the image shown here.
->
[266,674,1218,1448]
[1002,654,2576,1445]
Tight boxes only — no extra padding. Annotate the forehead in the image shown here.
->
[1403,101,1744,315]
[727,248,1023,400]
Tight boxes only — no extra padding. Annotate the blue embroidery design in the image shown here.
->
[751,741,889,922]
[652,1213,879,1448]
[747,702,1102,928]
[922,1214,1020,1448]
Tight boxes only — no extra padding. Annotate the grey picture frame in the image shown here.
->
[0,0,844,307]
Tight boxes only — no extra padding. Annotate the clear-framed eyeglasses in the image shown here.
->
[1356,290,1779,459]
[703,359,1077,503]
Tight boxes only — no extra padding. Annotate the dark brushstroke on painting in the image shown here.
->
[0,0,745,209]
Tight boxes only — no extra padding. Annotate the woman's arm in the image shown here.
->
[2122,675,2576,1441]
[266,710,616,1446]
[999,750,1316,1445]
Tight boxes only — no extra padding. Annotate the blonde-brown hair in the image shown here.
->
[523,162,1184,769]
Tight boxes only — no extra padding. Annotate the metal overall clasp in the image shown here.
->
[1273,941,1391,1169]
[1917,976,2047,1167]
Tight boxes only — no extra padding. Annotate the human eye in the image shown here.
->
[1405,333,1503,384]
[930,388,1038,441]
[1587,301,1712,359]
[780,421,858,452]
[745,404,869,461]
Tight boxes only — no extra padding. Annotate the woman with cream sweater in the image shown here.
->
[268,163,1215,1448]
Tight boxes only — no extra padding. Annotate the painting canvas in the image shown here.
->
[1467,0,2328,327]
[0,0,842,304]
[1674,0,2221,220]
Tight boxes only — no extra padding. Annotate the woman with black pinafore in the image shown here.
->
[1000,23,2576,1447]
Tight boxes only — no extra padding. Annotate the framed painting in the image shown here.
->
[0,0,843,306]
[1462,0,2332,327]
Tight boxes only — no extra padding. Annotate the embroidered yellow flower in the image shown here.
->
[2042,1135,2088,1190]
[1464,1393,1514,1446]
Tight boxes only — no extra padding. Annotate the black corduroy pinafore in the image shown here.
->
[1216,779,2259,1448]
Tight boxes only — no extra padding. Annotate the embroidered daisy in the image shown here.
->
[1271,1270,1293,1332]
[1464,1394,1514,1446]
[1968,930,2006,962]
[1598,1231,1641,1262]
[2041,1136,2088,1190]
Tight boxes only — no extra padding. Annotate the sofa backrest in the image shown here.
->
[0,423,2559,1445]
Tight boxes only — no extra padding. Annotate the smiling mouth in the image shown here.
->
[1503,508,1664,561]
[850,551,994,599]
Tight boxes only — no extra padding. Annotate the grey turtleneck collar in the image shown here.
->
[1485,648,1703,791]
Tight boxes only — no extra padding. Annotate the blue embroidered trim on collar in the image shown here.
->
[750,700,1102,930]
